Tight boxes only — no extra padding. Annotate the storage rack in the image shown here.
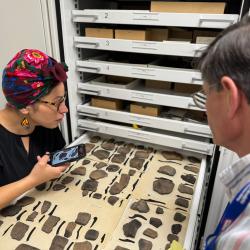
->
[58,0,249,249]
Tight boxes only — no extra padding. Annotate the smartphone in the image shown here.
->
[49,144,86,166]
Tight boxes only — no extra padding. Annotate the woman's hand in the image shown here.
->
[27,154,68,186]
[0,154,69,209]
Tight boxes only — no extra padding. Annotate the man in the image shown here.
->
[192,15,250,250]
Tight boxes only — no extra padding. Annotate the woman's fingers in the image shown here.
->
[38,154,50,165]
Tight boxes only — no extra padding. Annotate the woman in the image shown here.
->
[0,49,69,208]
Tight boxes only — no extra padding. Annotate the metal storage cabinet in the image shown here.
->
[57,0,249,249]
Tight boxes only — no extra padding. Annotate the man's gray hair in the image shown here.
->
[198,15,250,102]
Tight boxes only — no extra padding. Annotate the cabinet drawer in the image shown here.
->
[72,9,239,29]
[74,36,207,57]
[77,60,202,84]
[77,119,214,155]
[71,132,207,250]
[77,103,212,138]
[78,82,202,110]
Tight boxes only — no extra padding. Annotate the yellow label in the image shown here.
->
[169,240,184,250]
[132,124,140,129]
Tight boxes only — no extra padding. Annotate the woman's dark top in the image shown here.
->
[0,125,65,186]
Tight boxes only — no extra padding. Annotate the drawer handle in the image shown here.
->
[132,72,156,77]
[191,77,203,84]
[78,125,99,132]
[78,111,100,118]
[131,95,153,102]
[78,42,99,47]
[199,17,235,24]
[133,18,159,21]
[182,144,210,154]
[78,89,101,95]
[132,12,159,21]
[78,66,101,72]
[81,14,98,20]
[132,46,157,51]
[184,128,211,137]
[194,48,206,53]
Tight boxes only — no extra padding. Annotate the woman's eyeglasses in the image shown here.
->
[38,92,67,112]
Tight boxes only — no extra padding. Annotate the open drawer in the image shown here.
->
[0,132,211,250]
[70,132,209,250]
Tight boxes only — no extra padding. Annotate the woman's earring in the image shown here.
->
[20,117,30,129]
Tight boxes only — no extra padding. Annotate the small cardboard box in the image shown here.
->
[168,28,193,42]
[193,30,219,44]
[130,103,160,117]
[107,75,134,84]
[91,97,123,110]
[145,79,171,90]
[174,83,200,94]
[91,76,139,89]
[150,2,226,14]
[196,36,215,44]
[185,110,207,124]
[147,28,169,41]
[85,28,114,38]
[115,28,169,41]
[115,29,148,40]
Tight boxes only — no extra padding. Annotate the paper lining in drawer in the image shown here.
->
[104,197,189,250]
[133,150,201,212]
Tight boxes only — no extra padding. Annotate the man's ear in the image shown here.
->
[220,76,241,119]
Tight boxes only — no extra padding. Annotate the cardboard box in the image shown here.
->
[150,2,226,14]
[115,29,149,41]
[130,103,160,117]
[107,75,134,84]
[145,79,171,90]
[196,36,216,44]
[91,76,139,89]
[168,28,193,42]
[115,28,169,41]
[91,97,123,110]
[147,28,169,41]
[185,110,207,123]
[193,30,219,44]
[174,83,200,94]
[85,28,114,38]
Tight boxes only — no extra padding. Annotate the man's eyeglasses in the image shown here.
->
[38,92,67,112]
[191,90,207,109]
[191,84,218,110]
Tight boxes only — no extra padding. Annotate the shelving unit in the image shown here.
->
[58,0,249,249]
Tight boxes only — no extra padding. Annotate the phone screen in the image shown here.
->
[50,144,85,166]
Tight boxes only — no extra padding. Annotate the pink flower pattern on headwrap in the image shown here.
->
[24,50,48,68]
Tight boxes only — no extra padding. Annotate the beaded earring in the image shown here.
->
[20,117,30,129]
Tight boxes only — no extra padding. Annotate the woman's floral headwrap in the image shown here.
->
[2,49,68,109]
